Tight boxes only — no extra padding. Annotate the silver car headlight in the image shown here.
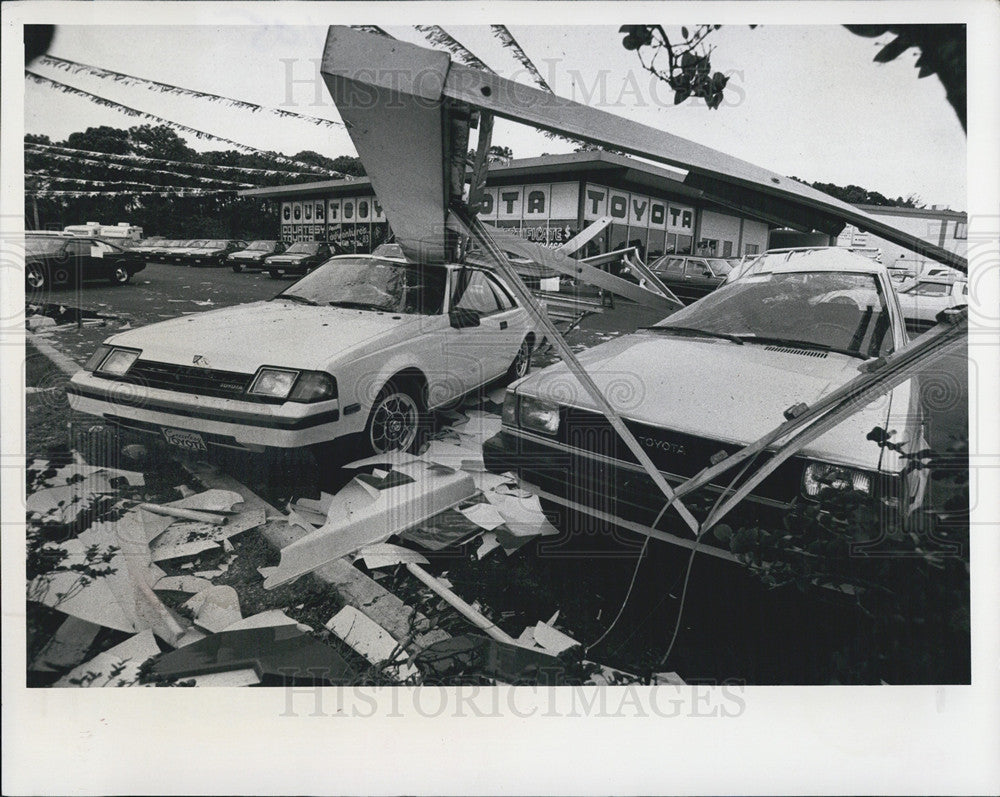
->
[92,346,141,376]
[518,395,560,435]
[802,462,872,497]
[249,367,299,399]
[502,391,517,427]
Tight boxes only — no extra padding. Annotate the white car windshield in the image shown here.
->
[651,270,893,358]
[247,241,274,251]
[276,258,448,315]
[285,242,321,255]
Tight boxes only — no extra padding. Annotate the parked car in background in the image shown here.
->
[263,241,333,278]
[122,236,166,262]
[646,254,734,303]
[896,274,968,333]
[68,253,542,458]
[485,249,929,559]
[167,239,210,264]
[149,239,190,263]
[228,240,287,272]
[183,239,249,267]
[24,235,145,290]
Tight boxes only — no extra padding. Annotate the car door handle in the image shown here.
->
[499,320,508,330]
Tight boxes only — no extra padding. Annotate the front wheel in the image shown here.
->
[268,269,281,279]
[110,266,131,285]
[364,382,427,454]
[505,337,533,382]
[231,262,244,273]
[26,263,46,290]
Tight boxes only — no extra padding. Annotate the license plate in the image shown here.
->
[162,427,207,451]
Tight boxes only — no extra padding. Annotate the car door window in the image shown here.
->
[686,259,713,278]
[484,273,516,310]
[453,271,502,316]
[65,240,90,258]
[657,257,685,276]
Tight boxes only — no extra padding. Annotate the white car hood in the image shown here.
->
[516,332,907,471]
[104,299,427,372]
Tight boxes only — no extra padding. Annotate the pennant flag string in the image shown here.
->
[37,55,345,130]
[24,141,335,179]
[28,188,238,198]
[25,70,339,176]
[489,25,554,93]
[27,173,253,192]
[350,25,394,38]
[413,26,495,73]
[25,152,255,187]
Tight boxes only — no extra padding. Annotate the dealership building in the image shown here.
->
[241,150,772,261]
[241,150,966,269]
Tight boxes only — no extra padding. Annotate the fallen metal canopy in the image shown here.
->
[320,26,968,273]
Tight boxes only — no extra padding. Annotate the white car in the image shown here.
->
[896,275,968,333]
[485,249,929,557]
[68,253,541,457]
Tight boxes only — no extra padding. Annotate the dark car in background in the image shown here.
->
[122,236,166,263]
[647,254,735,304]
[263,241,332,278]
[24,235,145,290]
[228,240,287,272]
[182,239,249,267]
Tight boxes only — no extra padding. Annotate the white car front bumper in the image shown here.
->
[67,370,342,450]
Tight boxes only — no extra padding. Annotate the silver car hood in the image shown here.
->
[515,331,911,471]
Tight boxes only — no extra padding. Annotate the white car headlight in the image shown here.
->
[94,346,140,376]
[518,395,560,435]
[802,462,872,497]
[249,367,299,399]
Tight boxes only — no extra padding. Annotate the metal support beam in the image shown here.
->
[468,222,683,314]
[451,205,700,536]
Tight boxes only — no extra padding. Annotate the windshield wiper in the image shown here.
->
[642,325,745,344]
[329,300,390,312]
[275,294,319,306]
[737,335,868,360]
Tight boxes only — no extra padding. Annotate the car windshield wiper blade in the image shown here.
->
[738,335,869,359]
[275,294,319,306]
[642,325,745,344]
[329,300,390,311]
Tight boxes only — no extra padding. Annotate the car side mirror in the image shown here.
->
[449,307,481,329]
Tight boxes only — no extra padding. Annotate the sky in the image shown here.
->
[23,23,968,210]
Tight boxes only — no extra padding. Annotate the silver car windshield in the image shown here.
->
[284,242,321,255]
[277,258,448,315]
[652,270,893,357]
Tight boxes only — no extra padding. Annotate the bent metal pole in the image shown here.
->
[451,204,700,537]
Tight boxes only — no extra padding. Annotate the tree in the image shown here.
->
[619,25,730,109]
[65,125,132,155]
[487,145,513,165]
[620,24,966,131]
[127,124,197,161]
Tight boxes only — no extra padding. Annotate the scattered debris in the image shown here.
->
[30,616,102,673]
[413,634,565,684]
[405,562,515,644]
[459,501,506,531]
[152,575,215,594]
[532,621,580,654]
[183,586,242,633]
[326,606,418,681]
[54,629,160,688]
[475,532,502,560]
[148,625,357,685]
[223,610,311,633]
[354,543,429,570]
[264,462,475,589]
